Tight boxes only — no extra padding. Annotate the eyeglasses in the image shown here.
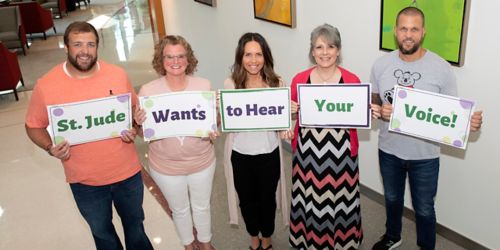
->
[163,54,187,61]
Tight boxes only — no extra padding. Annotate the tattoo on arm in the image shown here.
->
[372,93,382,105]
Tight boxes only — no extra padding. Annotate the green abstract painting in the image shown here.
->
[380,0,469,66]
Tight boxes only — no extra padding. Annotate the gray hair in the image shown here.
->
[309,24,342,65]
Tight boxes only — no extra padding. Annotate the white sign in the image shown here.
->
[219,88,291,132]
[139,91,217,141]
[389,86,475,149]
[298,84,371,128]
[47,94,132,145]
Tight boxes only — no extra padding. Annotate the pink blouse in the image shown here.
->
[138,76,215,175]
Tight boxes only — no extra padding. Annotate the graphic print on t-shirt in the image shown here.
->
[384,69,421,104]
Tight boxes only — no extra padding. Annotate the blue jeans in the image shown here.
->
[379,150,439,250]
[70,171,153,250]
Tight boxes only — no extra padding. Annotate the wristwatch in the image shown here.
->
[44,143,54,156]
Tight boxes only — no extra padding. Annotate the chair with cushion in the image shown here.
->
[0,6,28,55]
[7,1,56,40]
[39,0,67,18]
[0,42,24,101]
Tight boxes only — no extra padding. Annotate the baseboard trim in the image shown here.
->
[359,184,489,250]
[282,141,488,250]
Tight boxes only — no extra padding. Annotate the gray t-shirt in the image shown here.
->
[370,50,457,160]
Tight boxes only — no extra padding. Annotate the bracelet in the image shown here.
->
[44,143,54,156]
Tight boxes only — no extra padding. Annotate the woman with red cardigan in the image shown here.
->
[289,24,363,250]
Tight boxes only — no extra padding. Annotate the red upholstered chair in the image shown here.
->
[9,1,56,40]
[40,0,67,18]
[0,42,24,101]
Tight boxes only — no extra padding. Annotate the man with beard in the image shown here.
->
[370,7,483,250]
[25,21,154,250]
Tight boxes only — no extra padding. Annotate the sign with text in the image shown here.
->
[389,86,475,149]
[139,91,217,141]
[47,94,132,145]
[298,84,371,128]
[219,88,291,132]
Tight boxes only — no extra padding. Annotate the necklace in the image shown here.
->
[316,67,337,83]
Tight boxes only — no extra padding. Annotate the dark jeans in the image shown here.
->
[379,150,439,250]
[231,147,280,237]
[70,171,153,250]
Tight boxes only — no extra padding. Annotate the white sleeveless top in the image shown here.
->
[232,131,279,155]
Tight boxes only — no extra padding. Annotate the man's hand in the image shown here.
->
[470,110,483,132]
[48,140,71,160]
[371,104,382,119]
[121,127,137,143]
[381,103,393,121]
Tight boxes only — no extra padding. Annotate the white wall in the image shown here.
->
[161,0,500,248]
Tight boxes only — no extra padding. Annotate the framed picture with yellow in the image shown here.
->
[380,0,470,66]
[253,0,296,28]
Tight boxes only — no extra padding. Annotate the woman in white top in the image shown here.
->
[223,32,291,250]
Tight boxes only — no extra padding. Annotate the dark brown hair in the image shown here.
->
[230,32,280,89]
[151,35,198,76]
[63,21,99,47]
[396,6,425,27]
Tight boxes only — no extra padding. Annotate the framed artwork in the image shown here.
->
[380,0,470,66]
[194,0,216,7]
[253,0,296,28]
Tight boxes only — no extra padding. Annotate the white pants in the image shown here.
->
[149,161,216,245]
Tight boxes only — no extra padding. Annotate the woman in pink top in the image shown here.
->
[135,35,218,250]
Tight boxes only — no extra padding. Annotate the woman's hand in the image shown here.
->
[202,130,220,144]
[280,129,294,140]
[208,130,220,142]
[134,106,147,126]
[215,91,221,110]
[291,101,299,120]
[290,101,299,114]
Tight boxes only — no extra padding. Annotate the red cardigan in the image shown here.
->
[290,66,360,157]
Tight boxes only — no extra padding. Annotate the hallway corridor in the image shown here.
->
[0,0,470,249]
[0,0,181,249]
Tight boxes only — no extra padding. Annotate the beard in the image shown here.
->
[67,53,98,72]
[398,38,421,55]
